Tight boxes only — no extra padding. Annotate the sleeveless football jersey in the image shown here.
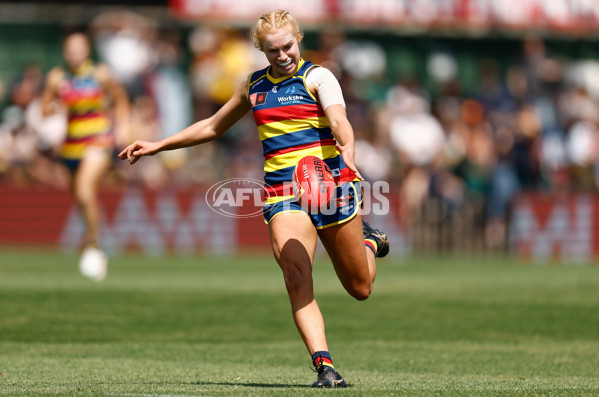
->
[247,59,357,204]
[58,61,113,160]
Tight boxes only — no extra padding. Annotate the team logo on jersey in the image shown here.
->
[272,85,278,93]
[335,193,353,208]
[249,92,268,107]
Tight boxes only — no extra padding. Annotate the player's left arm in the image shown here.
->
[96,64,131,147]
[308,67,363,180]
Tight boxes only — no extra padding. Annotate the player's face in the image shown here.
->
[63,34,91,71]
[262,28,300,78]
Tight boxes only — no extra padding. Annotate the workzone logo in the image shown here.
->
[277,95,304,104]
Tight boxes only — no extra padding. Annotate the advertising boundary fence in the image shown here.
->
[1,187,598,263]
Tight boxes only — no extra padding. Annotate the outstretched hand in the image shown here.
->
[335,143,364,181]
[118,140,161,165]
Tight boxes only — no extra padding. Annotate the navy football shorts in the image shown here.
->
[263,181,362,229]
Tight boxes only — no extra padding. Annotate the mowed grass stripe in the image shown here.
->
[1,250,598,396]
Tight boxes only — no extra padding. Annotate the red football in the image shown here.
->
[292,156,336,212]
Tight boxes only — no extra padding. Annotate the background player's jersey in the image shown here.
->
[248,59,356,204]
[58,61,113,160]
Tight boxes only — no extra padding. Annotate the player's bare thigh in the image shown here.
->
[269,212,318,293]
[317,213,372,299]
[73,146,111,198]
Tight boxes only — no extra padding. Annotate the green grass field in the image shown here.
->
[1,250,598,396]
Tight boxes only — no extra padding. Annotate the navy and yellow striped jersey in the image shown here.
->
[247,59,357,204]
[58,60,113,160]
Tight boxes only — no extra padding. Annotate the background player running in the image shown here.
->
[42,32,130,281]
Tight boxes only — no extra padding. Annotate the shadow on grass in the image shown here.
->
[194,381,311,389]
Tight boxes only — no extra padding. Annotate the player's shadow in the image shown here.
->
[194,381,310,389]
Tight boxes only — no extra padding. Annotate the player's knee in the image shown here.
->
[348,282,372,301]
[74,185,95,205]
[280,262,312,296]
[74,190,91,206]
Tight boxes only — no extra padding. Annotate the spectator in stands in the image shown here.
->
[0,105,38,185]
[90,9,157,98]
[387,82,446,216]
[0,63,69,187]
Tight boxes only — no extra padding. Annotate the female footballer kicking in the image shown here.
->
[119,10,389,387]
[42,32,130,281]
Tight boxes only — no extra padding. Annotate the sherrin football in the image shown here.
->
[292,156,336,212]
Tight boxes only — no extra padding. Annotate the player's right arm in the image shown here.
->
[119,77,251,164]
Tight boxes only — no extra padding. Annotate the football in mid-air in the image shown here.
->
[292,156,336,211]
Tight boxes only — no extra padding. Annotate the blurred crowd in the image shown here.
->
[2,10,599,248]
